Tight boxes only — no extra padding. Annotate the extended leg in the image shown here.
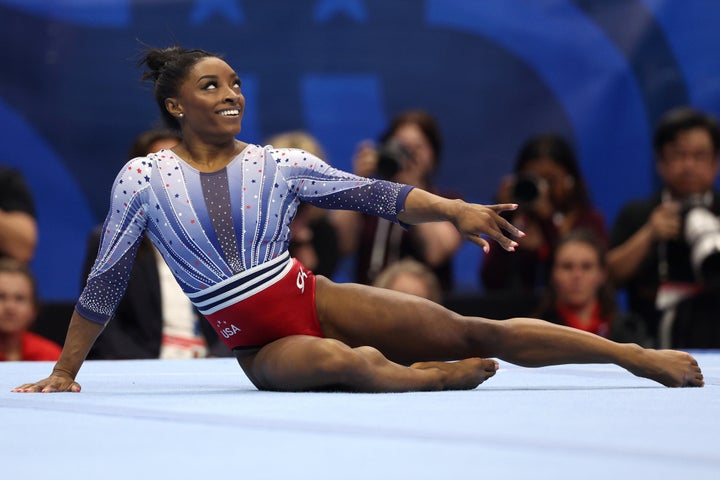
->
[463,316,704,387]
[234,335,498,392]
[314,277,704,387]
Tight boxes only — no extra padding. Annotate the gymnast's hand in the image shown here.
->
[12,371,81,393]
[398,190,523,253]
[12,310,102,393]
[452,202,524,253]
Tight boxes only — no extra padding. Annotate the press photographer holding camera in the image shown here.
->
[608,107,720,348]
[480,134,608,293]
[331,110,462,290]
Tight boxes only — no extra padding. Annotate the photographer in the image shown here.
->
[331,110,462,290]
[608,107,720,348]
[480,134,607,293]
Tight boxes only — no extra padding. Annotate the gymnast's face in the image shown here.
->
[166,57,246,140]
[551,240,605,309]
[0,272,37,335]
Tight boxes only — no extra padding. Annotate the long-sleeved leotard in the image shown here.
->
[77,144,413,325]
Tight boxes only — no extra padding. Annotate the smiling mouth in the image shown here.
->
[218,109,240,117]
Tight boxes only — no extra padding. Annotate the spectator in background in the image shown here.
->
[332,110,462,290]
[127,128,182,160]
[265,130,340,278]
[481,134,607,294]
[0,166,38,263]
[534,229,649,344]
[373,258,443,304]
[608,107,720,348]
[82,128,230,359]
[0,258,61,361]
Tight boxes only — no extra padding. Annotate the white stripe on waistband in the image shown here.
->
[191,255,294,315]
[187,251,290,303]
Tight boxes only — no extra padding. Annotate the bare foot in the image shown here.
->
[410,358,499,390]
[625,347,704,387]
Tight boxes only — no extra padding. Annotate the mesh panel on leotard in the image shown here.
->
[200,169,242,274]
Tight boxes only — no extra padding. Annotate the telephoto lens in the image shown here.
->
[684,206,720,288]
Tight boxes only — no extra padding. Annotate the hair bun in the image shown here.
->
[140,46,185,82]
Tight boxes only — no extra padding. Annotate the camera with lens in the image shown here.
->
[511,174,548,205]
[376,139,412,180]
[682,201,720,288]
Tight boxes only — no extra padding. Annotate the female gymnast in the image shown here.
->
[14,47,703,393]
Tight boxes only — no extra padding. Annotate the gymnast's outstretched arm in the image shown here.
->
[397,188,523,253]
[12,310,103,392]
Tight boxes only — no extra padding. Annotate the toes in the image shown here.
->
[684,372,704,387]
[485,360,499,372]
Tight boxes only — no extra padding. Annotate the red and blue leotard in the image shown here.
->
[77,144,413,348]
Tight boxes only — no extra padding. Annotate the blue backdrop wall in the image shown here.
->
[1,0,719,300]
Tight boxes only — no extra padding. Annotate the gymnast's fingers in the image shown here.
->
[485,204,525,238]
[12,377,81,393]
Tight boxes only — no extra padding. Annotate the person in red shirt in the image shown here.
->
[0,258,61,361]
[533,229,649,345]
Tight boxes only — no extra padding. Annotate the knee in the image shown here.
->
[463,316,512,349]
